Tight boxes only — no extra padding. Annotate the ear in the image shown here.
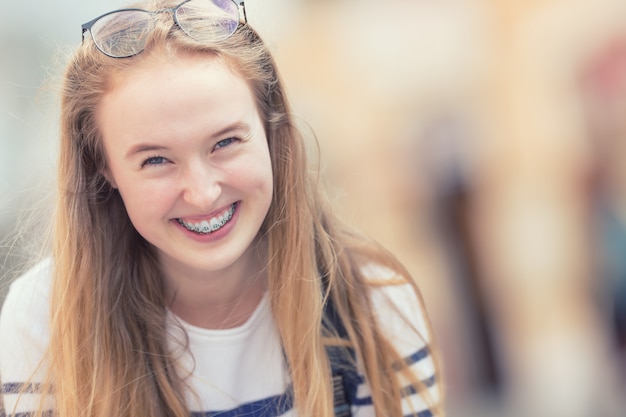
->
[101,167,118,189]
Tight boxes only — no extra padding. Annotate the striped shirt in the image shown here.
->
[0,260,439,416]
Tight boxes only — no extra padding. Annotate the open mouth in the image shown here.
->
[176,203,237,234]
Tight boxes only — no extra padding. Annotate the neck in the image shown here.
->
[161,242,268,329]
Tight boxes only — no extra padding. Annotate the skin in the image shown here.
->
[98,53,274,329]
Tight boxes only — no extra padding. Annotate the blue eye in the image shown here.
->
[215,137,236,149]
[142,156,167,167]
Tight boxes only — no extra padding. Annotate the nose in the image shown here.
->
[180,160,222,210]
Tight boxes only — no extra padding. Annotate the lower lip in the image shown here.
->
[173,203,239,243]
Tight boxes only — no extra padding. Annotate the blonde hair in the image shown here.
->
[29,1,444,416]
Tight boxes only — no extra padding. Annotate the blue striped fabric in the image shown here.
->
[334,347,436,417]
[0,411,53,417]
[394,347,430,371]
[190,386,293,417]
[1,347,435,417]
[1,384,43,395]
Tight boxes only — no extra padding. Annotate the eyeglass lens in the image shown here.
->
[175,0,240,43]
[90,10,155,58]
[89,0,240,58]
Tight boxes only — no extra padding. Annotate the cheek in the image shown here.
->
[116,179,178,225]
[241,154,273,199]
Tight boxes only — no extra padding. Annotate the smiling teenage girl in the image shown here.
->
[0,1,443,416]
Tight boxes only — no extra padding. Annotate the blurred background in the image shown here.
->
[2,0,626,416]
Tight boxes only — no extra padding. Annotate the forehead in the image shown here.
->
[101,51,254,116]
[107,48,244,89]
[96,52,263,154]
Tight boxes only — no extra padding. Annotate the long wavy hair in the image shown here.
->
[28,1,444,416]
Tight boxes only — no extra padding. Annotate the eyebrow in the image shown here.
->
[125,144,168,159]
[124,122,252,159]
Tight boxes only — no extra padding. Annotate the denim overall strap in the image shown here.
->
[323,291,358,417]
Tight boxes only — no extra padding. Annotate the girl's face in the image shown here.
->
[98,54,273,281]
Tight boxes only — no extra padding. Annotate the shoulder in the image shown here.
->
[351,263,440,415]
[1,258,53,381]
[1,258,53,331]
[361,263,431,349]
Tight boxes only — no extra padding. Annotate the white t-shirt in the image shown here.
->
[0,259,438,416]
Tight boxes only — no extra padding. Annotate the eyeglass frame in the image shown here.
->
[81,0,247,58]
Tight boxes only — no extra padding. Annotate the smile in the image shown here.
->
[177,203,236,234]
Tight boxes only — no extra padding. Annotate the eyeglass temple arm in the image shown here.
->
[81,20,95,42]
[238,1,247,24]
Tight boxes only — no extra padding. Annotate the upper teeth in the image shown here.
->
[178,204,235,234]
